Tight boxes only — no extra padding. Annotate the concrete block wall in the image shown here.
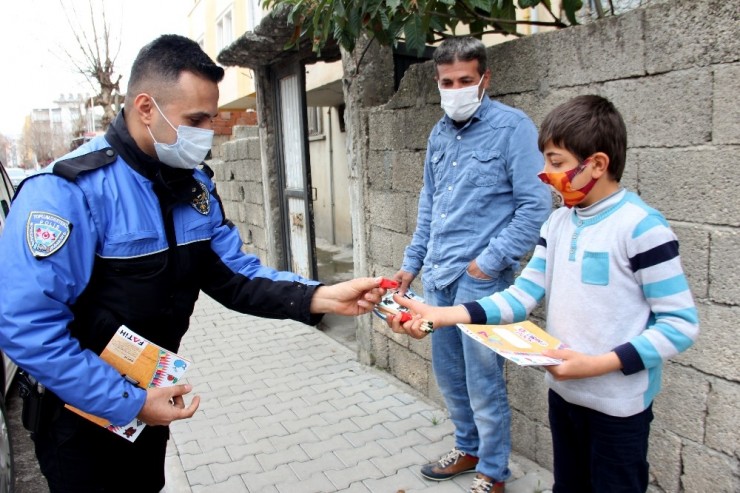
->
[210,125,269,261]
[359,0,740,491]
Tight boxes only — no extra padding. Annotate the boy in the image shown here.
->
[390,95,699,493]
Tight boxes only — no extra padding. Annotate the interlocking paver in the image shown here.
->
[241,464,298,492]
[299,434,354,460]
[180,447,231,470]
[370,446,428,476]
[191,475,247,493]
[166,294,554,493]
[255,443,310,470]
[209,455,262,483]
[268,427,319,449]
[292,400,336,419]
[226,437,276,461]
[185,464,214,486]
[276,471,337,493]
[325,460,384,490]
[289,452,345,480]
[362,468,429,492]
[343,423,396,447]
[334,441,387,467]
[312,418,362,440]
[281,413,329,433]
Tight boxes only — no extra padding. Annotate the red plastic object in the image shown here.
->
[379,278,400,289]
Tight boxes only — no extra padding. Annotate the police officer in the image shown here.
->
[0,35,383,493]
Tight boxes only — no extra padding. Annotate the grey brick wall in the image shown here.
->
[210,125,270,262]
[359,1,740,491]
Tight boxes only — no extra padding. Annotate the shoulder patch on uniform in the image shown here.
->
[26,211,72,258]
[53,147,118,181]
[191,181,210,215]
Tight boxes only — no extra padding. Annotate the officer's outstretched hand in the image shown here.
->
[138,384,200,426]
[310,277,385,317]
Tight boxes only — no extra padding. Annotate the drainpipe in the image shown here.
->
[327,107,336,245]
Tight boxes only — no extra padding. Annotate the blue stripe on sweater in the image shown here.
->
[477,297,501,324]
[642,274,689,299]
[501,291,527,322]
[652,321,695,352]
[514,276,545,301]
[632,213,669,239]
[656,307,699,325]
[629,240,679,272]
[528,256,546,273]
[644,365,663,408]
[631,335,662,369]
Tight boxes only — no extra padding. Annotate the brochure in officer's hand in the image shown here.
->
[458,320,567,366]
[65,326,192,442]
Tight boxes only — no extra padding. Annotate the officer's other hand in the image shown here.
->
[138,384,200,426]
[392,270,415,295]
[310,276,384,316]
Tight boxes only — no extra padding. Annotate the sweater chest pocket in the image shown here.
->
[582,251,610,286]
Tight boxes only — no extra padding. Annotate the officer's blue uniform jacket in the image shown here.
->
[0,112,320,426]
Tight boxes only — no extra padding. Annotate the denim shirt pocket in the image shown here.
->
[466,149,502,187]
[582,251,610,286]
[430,150,446,182]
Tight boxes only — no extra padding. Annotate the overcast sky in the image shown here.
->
[0,0,188,136]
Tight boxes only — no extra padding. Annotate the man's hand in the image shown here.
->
[137,384,200,426]
[466,259,492,280]
[392,270,415,295]
[542,349,622,381]
[309,277,385,316]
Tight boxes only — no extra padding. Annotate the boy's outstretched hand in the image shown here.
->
[387,294,472,339]
[542,349,622,381]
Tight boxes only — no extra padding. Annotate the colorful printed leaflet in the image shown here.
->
[458,321,567,366]
[65,326,191,442]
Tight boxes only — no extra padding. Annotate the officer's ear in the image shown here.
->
[133,93,156,126]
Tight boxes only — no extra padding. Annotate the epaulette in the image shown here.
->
[201,162,214,179]
[53,147,118,181]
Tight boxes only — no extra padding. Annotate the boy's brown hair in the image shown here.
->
[538,95,627,181]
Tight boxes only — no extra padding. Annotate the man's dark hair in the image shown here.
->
[126,34,225,104]
[433,36,487,76]
[538,95,627,182]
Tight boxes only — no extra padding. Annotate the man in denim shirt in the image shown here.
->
[393,37,551,493]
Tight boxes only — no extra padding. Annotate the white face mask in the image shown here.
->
[439,77,485,122]
[146,97,214,170]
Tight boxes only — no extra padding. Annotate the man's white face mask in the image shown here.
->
[146,96,214,170]
[438,76,485,122]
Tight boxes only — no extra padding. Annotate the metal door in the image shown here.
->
[273,63,317,279]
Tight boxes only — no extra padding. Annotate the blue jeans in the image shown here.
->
[549,390,653,493]
[425,270,513,482]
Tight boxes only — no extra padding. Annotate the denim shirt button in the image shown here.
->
[456,136,461,140]
[434,264,439,269]
[441,214,446,218]
[452,161,457,166]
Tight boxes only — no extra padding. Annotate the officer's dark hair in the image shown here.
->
[538,95,628,182]
[126,34,225,105]
[433,37,487,76]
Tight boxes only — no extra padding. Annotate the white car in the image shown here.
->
[0,161,18,491]
[4,168,26,191]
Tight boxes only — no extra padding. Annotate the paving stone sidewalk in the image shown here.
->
[163,294,553,493]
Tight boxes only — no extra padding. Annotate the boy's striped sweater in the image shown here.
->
[463,189,699,417]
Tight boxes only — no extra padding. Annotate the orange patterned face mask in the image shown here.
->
[538,160,597,208]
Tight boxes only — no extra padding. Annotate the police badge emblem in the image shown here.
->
[191,181,210,215]
[26,211,71,257]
